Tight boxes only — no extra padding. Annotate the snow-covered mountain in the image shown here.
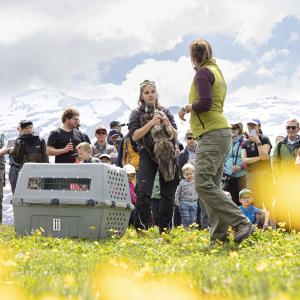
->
[0,88,133,142]
[0,88,299,145]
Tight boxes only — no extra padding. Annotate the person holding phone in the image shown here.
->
[241,119,272,209]
[223,122,247,206]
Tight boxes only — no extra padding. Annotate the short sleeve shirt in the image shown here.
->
[47,128,85,163]
[239,205,261,223]
[242,135,272,171]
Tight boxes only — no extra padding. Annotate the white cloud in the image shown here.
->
[218,59,250,83]
[288,32,300,43]
[256,47,290,79]
[256,61,289,79]
[256,66,274,78]
[0,0,300,105]
[1,1,297,49]
[69,55,250,109]
[260,48,289,63]
[229,63,300,102]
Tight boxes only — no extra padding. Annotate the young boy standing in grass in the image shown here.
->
[239,188,274,230]
[175,163,198,227]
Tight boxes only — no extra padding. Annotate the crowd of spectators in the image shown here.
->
[0,107,299,233]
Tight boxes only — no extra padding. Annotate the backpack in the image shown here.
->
[13,134,48,166]
[276,141,283,158]
[123,136,139,170]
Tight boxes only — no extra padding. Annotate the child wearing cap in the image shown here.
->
[99,153,112,165]
[239,188,274,230]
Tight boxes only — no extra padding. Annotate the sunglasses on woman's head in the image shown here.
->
[140,80,156,89]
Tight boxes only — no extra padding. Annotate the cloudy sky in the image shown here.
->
[1,0,300,111]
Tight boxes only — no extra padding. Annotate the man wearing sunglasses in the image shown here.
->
[177,129,209,229]
[273,119,300,228]
[93,125,118,164]
[177,129,197,178]
[273,119,300,178]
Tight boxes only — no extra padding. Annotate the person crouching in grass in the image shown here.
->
[175,163,198,228]
[239,188,275,230]
[76,142,100,163]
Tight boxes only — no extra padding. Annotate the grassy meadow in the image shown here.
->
[0,224,300,300]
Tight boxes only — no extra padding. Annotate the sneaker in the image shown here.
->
[234,222,255,243]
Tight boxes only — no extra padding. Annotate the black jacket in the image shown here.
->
[177,147,189,179]
[11,134,48,167]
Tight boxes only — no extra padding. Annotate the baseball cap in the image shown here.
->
[252,119,261,125]
[185,129,193,138]
[239,188,253,198]
[99,153,111,161]
[123,164,136,174]
[231,122,243,132]
[108,129,119,138]
[247,119,260,125]
[110,121,121,129]
[19,120,33,129]
[95,125,107,134]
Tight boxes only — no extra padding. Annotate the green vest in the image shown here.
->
[189,59,230,138]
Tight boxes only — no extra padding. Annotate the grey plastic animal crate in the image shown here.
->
[12,163,132,239]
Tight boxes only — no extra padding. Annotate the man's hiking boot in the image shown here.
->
[234,222,255,243]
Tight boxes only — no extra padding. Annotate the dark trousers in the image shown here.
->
[9,164,20,194]
[0,169,3,223]
[173,205,181,227]
[151,198,160,226]
[223,175,246,206]
[135,148,179,233]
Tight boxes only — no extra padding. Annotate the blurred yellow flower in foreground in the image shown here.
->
[92,260,223,300]
[63,274,76,287]
[0,285,28,300]
[256,261,268,272]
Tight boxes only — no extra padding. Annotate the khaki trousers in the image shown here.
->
[194,129,249,241]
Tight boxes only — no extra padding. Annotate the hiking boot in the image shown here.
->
[234,222,255,243]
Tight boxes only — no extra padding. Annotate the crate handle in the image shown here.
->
[50,198,60,206]
[86,199,97,206]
